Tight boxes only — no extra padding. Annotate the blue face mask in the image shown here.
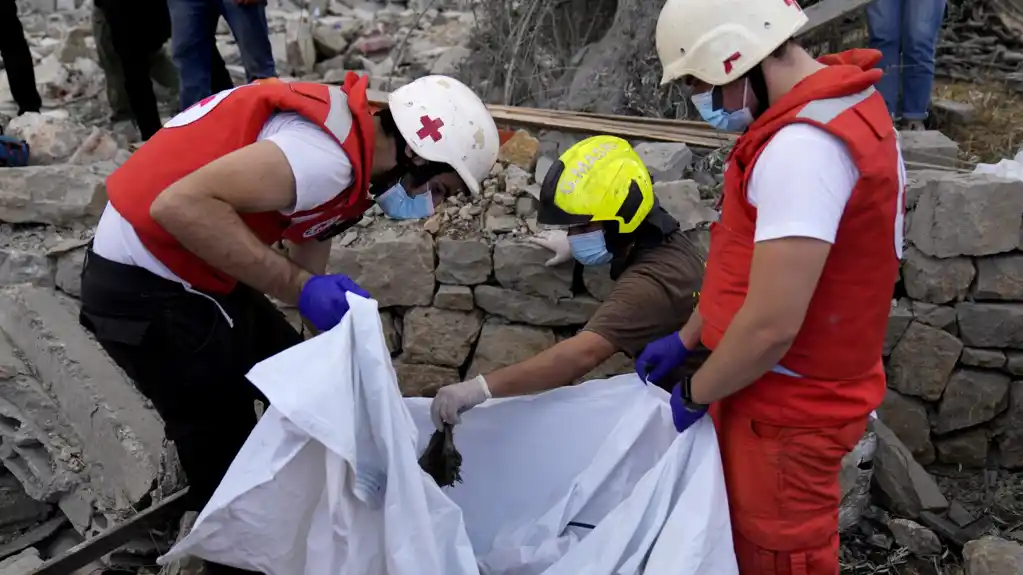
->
[568,230,613,266]
[691,82,754,132]
[376,182,434,220]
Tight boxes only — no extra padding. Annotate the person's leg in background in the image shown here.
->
[208,13,236,93]
[93,5,134,122]
[709,403,868,574]
[0,0,43,115]
[866,0,904,120]
[169,0,220,110]
[901,0,948,130]
[219,0,277,82]
[99,0,166,140]
[148,44,182,113]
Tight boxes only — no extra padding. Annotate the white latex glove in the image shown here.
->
[527,229,572,266]
[431,374,492,430]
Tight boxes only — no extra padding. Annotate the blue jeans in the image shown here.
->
[168,0,277,110]
[866,0,947,121]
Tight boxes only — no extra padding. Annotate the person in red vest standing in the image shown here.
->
[634,1,906,573]
[79,73,498,573]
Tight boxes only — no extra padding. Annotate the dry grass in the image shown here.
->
[933,79,1023,163]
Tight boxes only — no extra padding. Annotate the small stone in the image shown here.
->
[433,285,474,311]
[515,196,537,217]
[422,214,442,235]
[392,362,458,397]
[887,518,942,556]
[876,389,934,464]
[973,254,1023,301]
[957,303,1023,349]
[493,239,573,299]
[932,369,1010,434]
[888,321,963,401]
[498,130,540,170]
[934,427,989,468]
[485,205,519,234]
[435,238,492,285]
[911,301,958,334]
[961,348,1006,369]
[902,247,974,304]
[401,307,484,368]
[501,164,531,194]
[884,300,914,356]
[353,33,394,55]
[337,230,358,247]
[466,319,557,377]
[634,142,693,182]
[652,180,719,231]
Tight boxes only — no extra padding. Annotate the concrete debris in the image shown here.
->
[0,548,43,575]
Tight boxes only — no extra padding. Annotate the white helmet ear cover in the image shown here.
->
[387,75,500,194]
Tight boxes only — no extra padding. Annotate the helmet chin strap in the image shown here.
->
[746,63,771,119]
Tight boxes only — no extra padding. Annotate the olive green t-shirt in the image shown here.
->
[583,229,707,361]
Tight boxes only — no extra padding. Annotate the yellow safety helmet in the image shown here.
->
[538,135,654,234]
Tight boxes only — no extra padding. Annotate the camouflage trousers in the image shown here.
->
[92,5,180,119]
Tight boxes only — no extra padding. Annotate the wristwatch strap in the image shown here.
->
[681,376,708,411]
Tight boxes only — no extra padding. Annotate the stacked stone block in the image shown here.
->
[881,170,1023,470]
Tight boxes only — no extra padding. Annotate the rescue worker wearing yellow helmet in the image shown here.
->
[430,135,706,430]
[634,1,906,574]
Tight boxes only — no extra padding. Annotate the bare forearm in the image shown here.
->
[689,307,794,404]
[486,333,614,397]
[155,196,311,303]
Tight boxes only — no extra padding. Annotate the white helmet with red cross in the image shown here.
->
[656,0,808,87]
[387,75,499,194]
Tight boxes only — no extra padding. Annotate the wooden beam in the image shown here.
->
[796,0,874,39]
[31,489,189,575]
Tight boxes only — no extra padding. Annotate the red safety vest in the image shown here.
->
[106,73,376,294]
[701,50,903,426]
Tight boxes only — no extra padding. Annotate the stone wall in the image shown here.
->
[290,131,716,396]
[880,169,1023,471]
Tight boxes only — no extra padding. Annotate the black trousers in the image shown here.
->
[0,0,42,115]
[94,0,173,139]
[79,251,301,574]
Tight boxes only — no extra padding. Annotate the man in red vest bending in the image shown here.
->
[634,1,906,573]
[78,73,498,555]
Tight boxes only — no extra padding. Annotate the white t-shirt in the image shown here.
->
[92,112,353,285]
[747,123,906,247]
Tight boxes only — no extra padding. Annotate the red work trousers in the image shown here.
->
[710,403,868,575]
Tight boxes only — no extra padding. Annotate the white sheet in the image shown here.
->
[160,294,737,574]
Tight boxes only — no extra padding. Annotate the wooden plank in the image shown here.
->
[796,0,873,39]
[30,489,190,575]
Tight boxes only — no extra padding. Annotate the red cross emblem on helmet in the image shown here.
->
[416,115,445,142]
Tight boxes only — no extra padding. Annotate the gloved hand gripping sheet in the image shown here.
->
[159,295,737,574]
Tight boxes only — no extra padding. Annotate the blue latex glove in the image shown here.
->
[298,274,370,331]
[670,381,707,433]
[635,332,690,385]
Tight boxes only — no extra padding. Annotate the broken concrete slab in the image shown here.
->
[635,142,693,183]
[0,285,170,534]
